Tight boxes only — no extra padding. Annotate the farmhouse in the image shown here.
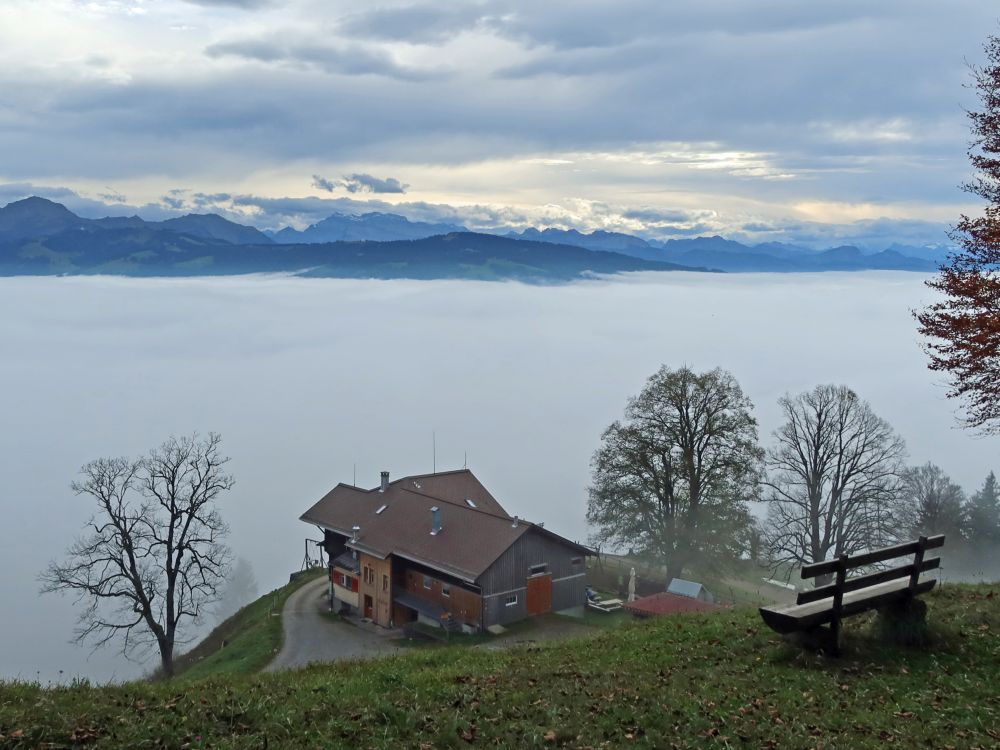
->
[300,469,592,632]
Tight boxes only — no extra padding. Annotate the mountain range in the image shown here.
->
[0,197,701,281]
[0,196,947,281]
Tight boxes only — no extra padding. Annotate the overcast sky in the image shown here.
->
[1,1,997,245]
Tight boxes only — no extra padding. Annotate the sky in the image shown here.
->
[0,0,997,247]
[1,272,997,682]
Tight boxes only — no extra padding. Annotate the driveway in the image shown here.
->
[265,576,399,672]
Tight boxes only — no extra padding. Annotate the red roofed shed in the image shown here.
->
[624,592,725,618]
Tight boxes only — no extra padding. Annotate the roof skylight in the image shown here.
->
[376,504,387,514]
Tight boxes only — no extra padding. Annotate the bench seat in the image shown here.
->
[759,577,937,635]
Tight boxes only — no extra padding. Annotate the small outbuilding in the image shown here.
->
[667,578,715,603]
[624,591,724,618]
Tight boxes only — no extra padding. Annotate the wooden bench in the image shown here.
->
[759,535,945,655]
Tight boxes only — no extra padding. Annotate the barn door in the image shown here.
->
[526,574,552,616]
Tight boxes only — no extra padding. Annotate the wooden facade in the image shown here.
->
[358,553,393,627]
[479,528,587,627]
[400,567,483,628]
[323,526,587,631]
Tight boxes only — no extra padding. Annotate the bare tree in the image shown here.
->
[764,385,906,582]
[899,463,966,541]
[40,433,234,678]
[588,366,763,581]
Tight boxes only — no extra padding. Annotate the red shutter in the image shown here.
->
[352,577,359,592]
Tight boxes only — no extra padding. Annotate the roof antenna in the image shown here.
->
[433,431,436,474]
[464,451,467,469]
[353,463,356,487]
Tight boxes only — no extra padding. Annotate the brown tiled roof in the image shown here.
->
[623,592,725,617]
[300,469,589,583]
[394,469,510,517]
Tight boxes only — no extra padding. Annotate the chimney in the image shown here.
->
[351,525,360,542]
[512,515,519,528]
[380,471,389,493]
[430,506,441,535]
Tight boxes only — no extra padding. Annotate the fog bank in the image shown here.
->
[0,272,995,682]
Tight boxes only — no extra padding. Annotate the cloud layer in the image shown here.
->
[0,0,991,245]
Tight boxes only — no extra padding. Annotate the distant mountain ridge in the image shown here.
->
[504,227,947,271]
[0,197,703,281]
[0,196,948,279]
[0,196,273,246]
[269,211,466,243]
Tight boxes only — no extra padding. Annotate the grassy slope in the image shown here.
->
[169,568,325,682]
[1,584,997,749]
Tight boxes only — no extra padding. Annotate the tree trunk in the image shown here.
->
[666,559,686,583]
[158,636,174,679]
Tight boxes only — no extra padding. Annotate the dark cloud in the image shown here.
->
[99,187,127,204]
[205,35,445,81]
[161,194,186,210]
[622,207,711,225]
[182,0,273,7]
[311,175,338,193]
[340,173,408,194]
[312,173,408,194]
[336,6,489,44]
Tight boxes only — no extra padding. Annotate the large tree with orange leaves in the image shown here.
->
[916,34,1000,432]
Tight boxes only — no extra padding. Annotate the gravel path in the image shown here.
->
[265,576,399,672]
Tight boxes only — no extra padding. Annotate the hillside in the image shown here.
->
[0,199,704,281]
[167,569,324,682]
[506,229,946,271]
[0,584,995,748]
[0,197,947,279]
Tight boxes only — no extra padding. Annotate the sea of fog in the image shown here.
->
[1,271,996,682]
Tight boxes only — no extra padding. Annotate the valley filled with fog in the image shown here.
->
[1,271,995,683]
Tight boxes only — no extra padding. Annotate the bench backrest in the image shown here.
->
[796,534,945,607]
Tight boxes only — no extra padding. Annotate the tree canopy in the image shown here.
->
[899,462,966,541]
[916,34,1000,432]
[966,471,1000,545]
[587,366,762,580]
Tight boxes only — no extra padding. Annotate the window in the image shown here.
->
[442,583,450,597]
[382,574,389,591]
[364,566,374,585]
[571,557,583,567]
[529,563,548,576]
[505,594,518,607]
[423,575,432,590]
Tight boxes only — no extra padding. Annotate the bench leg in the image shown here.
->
[875,596,929,647]
[787,624,839,655]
